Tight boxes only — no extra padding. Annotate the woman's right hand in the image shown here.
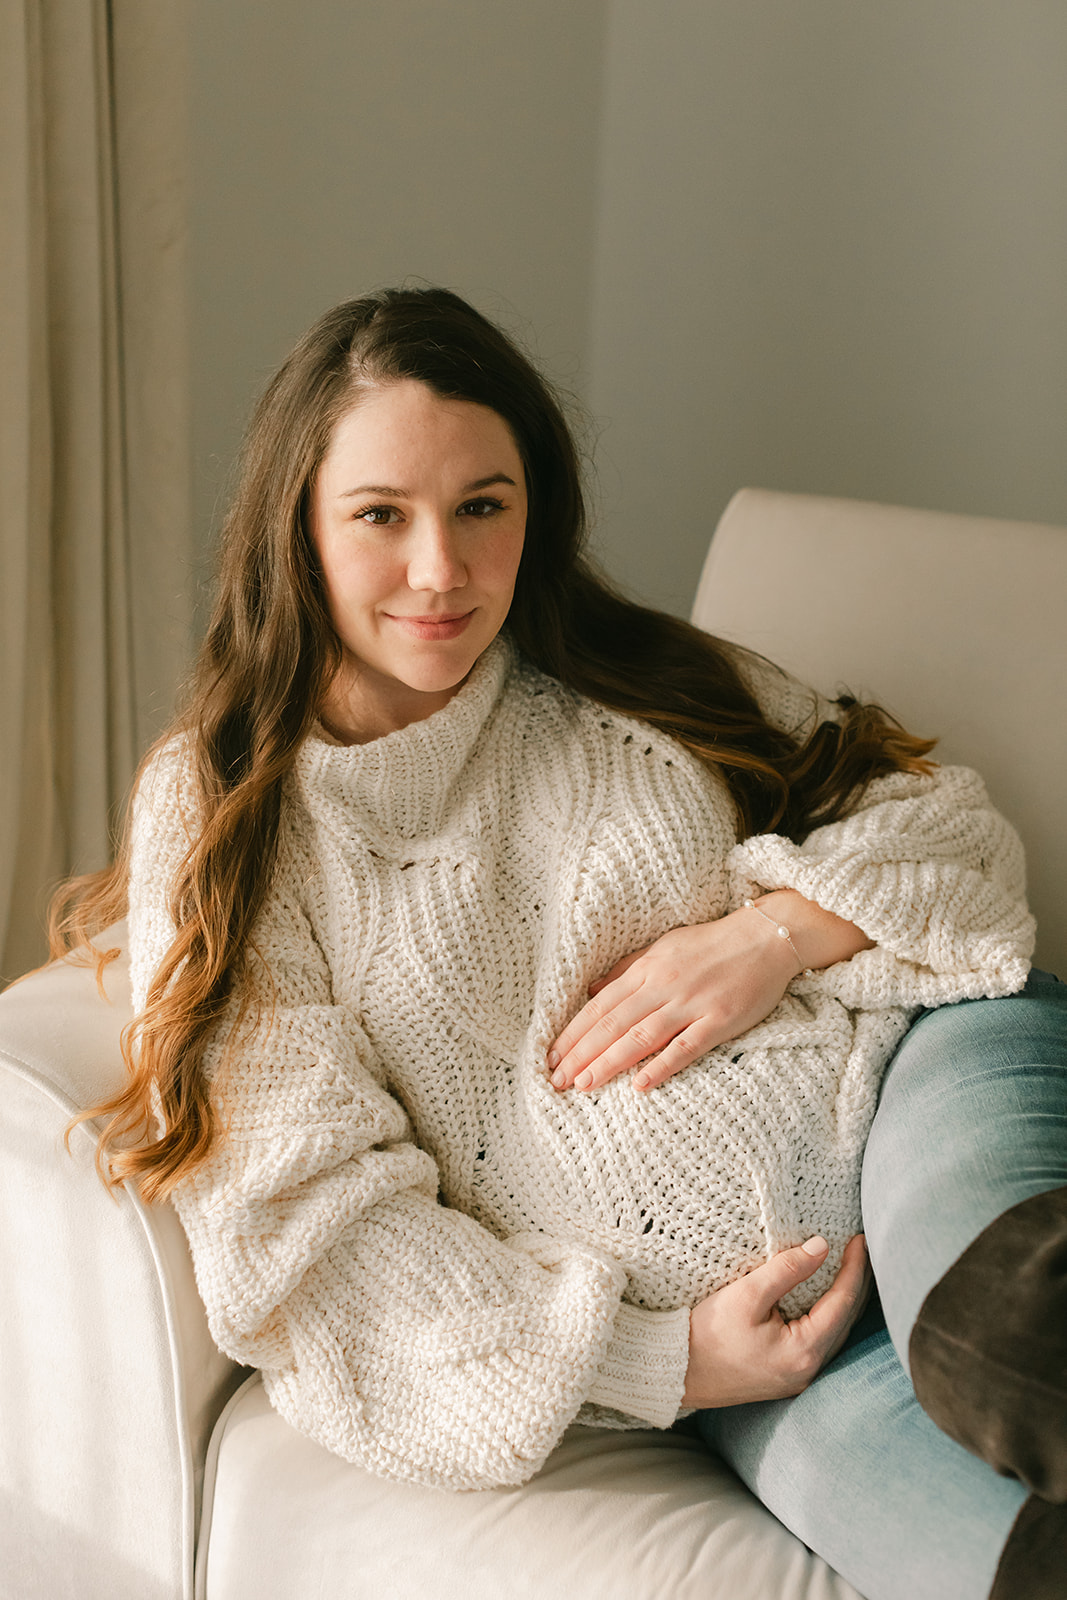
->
[682,1234,870,1408]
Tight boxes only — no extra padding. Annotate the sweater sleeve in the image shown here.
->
[723,649,1035,1008]
[127,745,688,1490]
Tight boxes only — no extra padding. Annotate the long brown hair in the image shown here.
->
[53,287,934,1200]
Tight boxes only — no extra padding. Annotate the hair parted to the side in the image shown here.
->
[51,285,935,1201]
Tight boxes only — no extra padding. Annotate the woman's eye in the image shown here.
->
[356,506,400,526]
[458,497,505,518]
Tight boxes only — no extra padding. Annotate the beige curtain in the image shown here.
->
[0,0,192,980]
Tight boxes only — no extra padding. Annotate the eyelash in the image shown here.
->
[460,496,506,518]
[354,496,506,527]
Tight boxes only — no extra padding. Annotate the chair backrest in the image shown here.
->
[692,488,1067,978]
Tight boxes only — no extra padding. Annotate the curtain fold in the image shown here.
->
[0,0,191,980]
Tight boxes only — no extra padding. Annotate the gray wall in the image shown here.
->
[190,1,1067,617]
[189,0,608,581]
[587,0,1067,612]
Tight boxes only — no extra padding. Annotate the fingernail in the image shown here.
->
[547,1050,560,1069]
[551,1068,566,1089]
[801,1236,828,1256]
[575,1070,593,1090]
[633,1073,650,1091]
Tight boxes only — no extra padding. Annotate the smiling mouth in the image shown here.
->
[386,611,475,638]
[391,612,471,623]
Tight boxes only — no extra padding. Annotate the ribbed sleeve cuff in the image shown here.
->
[584,1303,691,1429]
[728,839,1033,1009]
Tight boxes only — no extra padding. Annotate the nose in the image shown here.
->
[406,516,467,595]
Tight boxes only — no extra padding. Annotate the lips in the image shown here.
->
[385,611,474,640]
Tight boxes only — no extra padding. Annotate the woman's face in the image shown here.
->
[311,380,527,743]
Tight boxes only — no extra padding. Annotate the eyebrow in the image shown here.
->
[337,473,518,500]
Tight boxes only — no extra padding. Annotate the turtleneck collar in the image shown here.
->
[294,634,513,845]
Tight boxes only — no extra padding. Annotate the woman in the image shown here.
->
[55,288,1065,1598]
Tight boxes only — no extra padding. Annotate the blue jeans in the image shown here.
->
[696,970,1067,1600]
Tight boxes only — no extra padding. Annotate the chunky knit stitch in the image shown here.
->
[128,636,1034,1490]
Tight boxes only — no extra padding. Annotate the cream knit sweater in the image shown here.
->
[128,637,1034,1491]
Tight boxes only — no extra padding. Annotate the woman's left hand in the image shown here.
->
[547,891,874,1093]
[547,912,797,1094]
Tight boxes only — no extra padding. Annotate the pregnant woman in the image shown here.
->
[55,288,1066,1598]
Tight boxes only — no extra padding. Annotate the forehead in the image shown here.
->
[318,381,522,487]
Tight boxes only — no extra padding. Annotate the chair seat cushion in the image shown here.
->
[198,1375,862,1600]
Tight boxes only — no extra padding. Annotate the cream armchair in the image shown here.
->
[3,490,1064,1600]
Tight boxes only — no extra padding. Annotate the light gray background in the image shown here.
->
[190,0,1067,618]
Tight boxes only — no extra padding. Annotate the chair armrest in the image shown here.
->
[0,932,244,1600]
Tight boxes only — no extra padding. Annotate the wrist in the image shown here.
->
[742,897,811,978]
[752,889,874,972]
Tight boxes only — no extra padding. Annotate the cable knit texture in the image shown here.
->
[127,636,1034,1490]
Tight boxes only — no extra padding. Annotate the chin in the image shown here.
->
[407,662,479,696]
[402,641,493,690]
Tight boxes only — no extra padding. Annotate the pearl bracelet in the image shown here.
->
[742,898,814,977]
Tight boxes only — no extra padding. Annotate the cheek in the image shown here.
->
[319,536,398,603]
[486,527,526,594]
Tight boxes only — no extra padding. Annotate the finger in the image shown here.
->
[741,1237,830,1319]
[588,947,645,996]
[549,989,670,1085]
[564,1005,682,1091]
[798,1234,870,1357]
[819,1253,872,1366]
[631,1020,722,1091]
[548,979,641,1071]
